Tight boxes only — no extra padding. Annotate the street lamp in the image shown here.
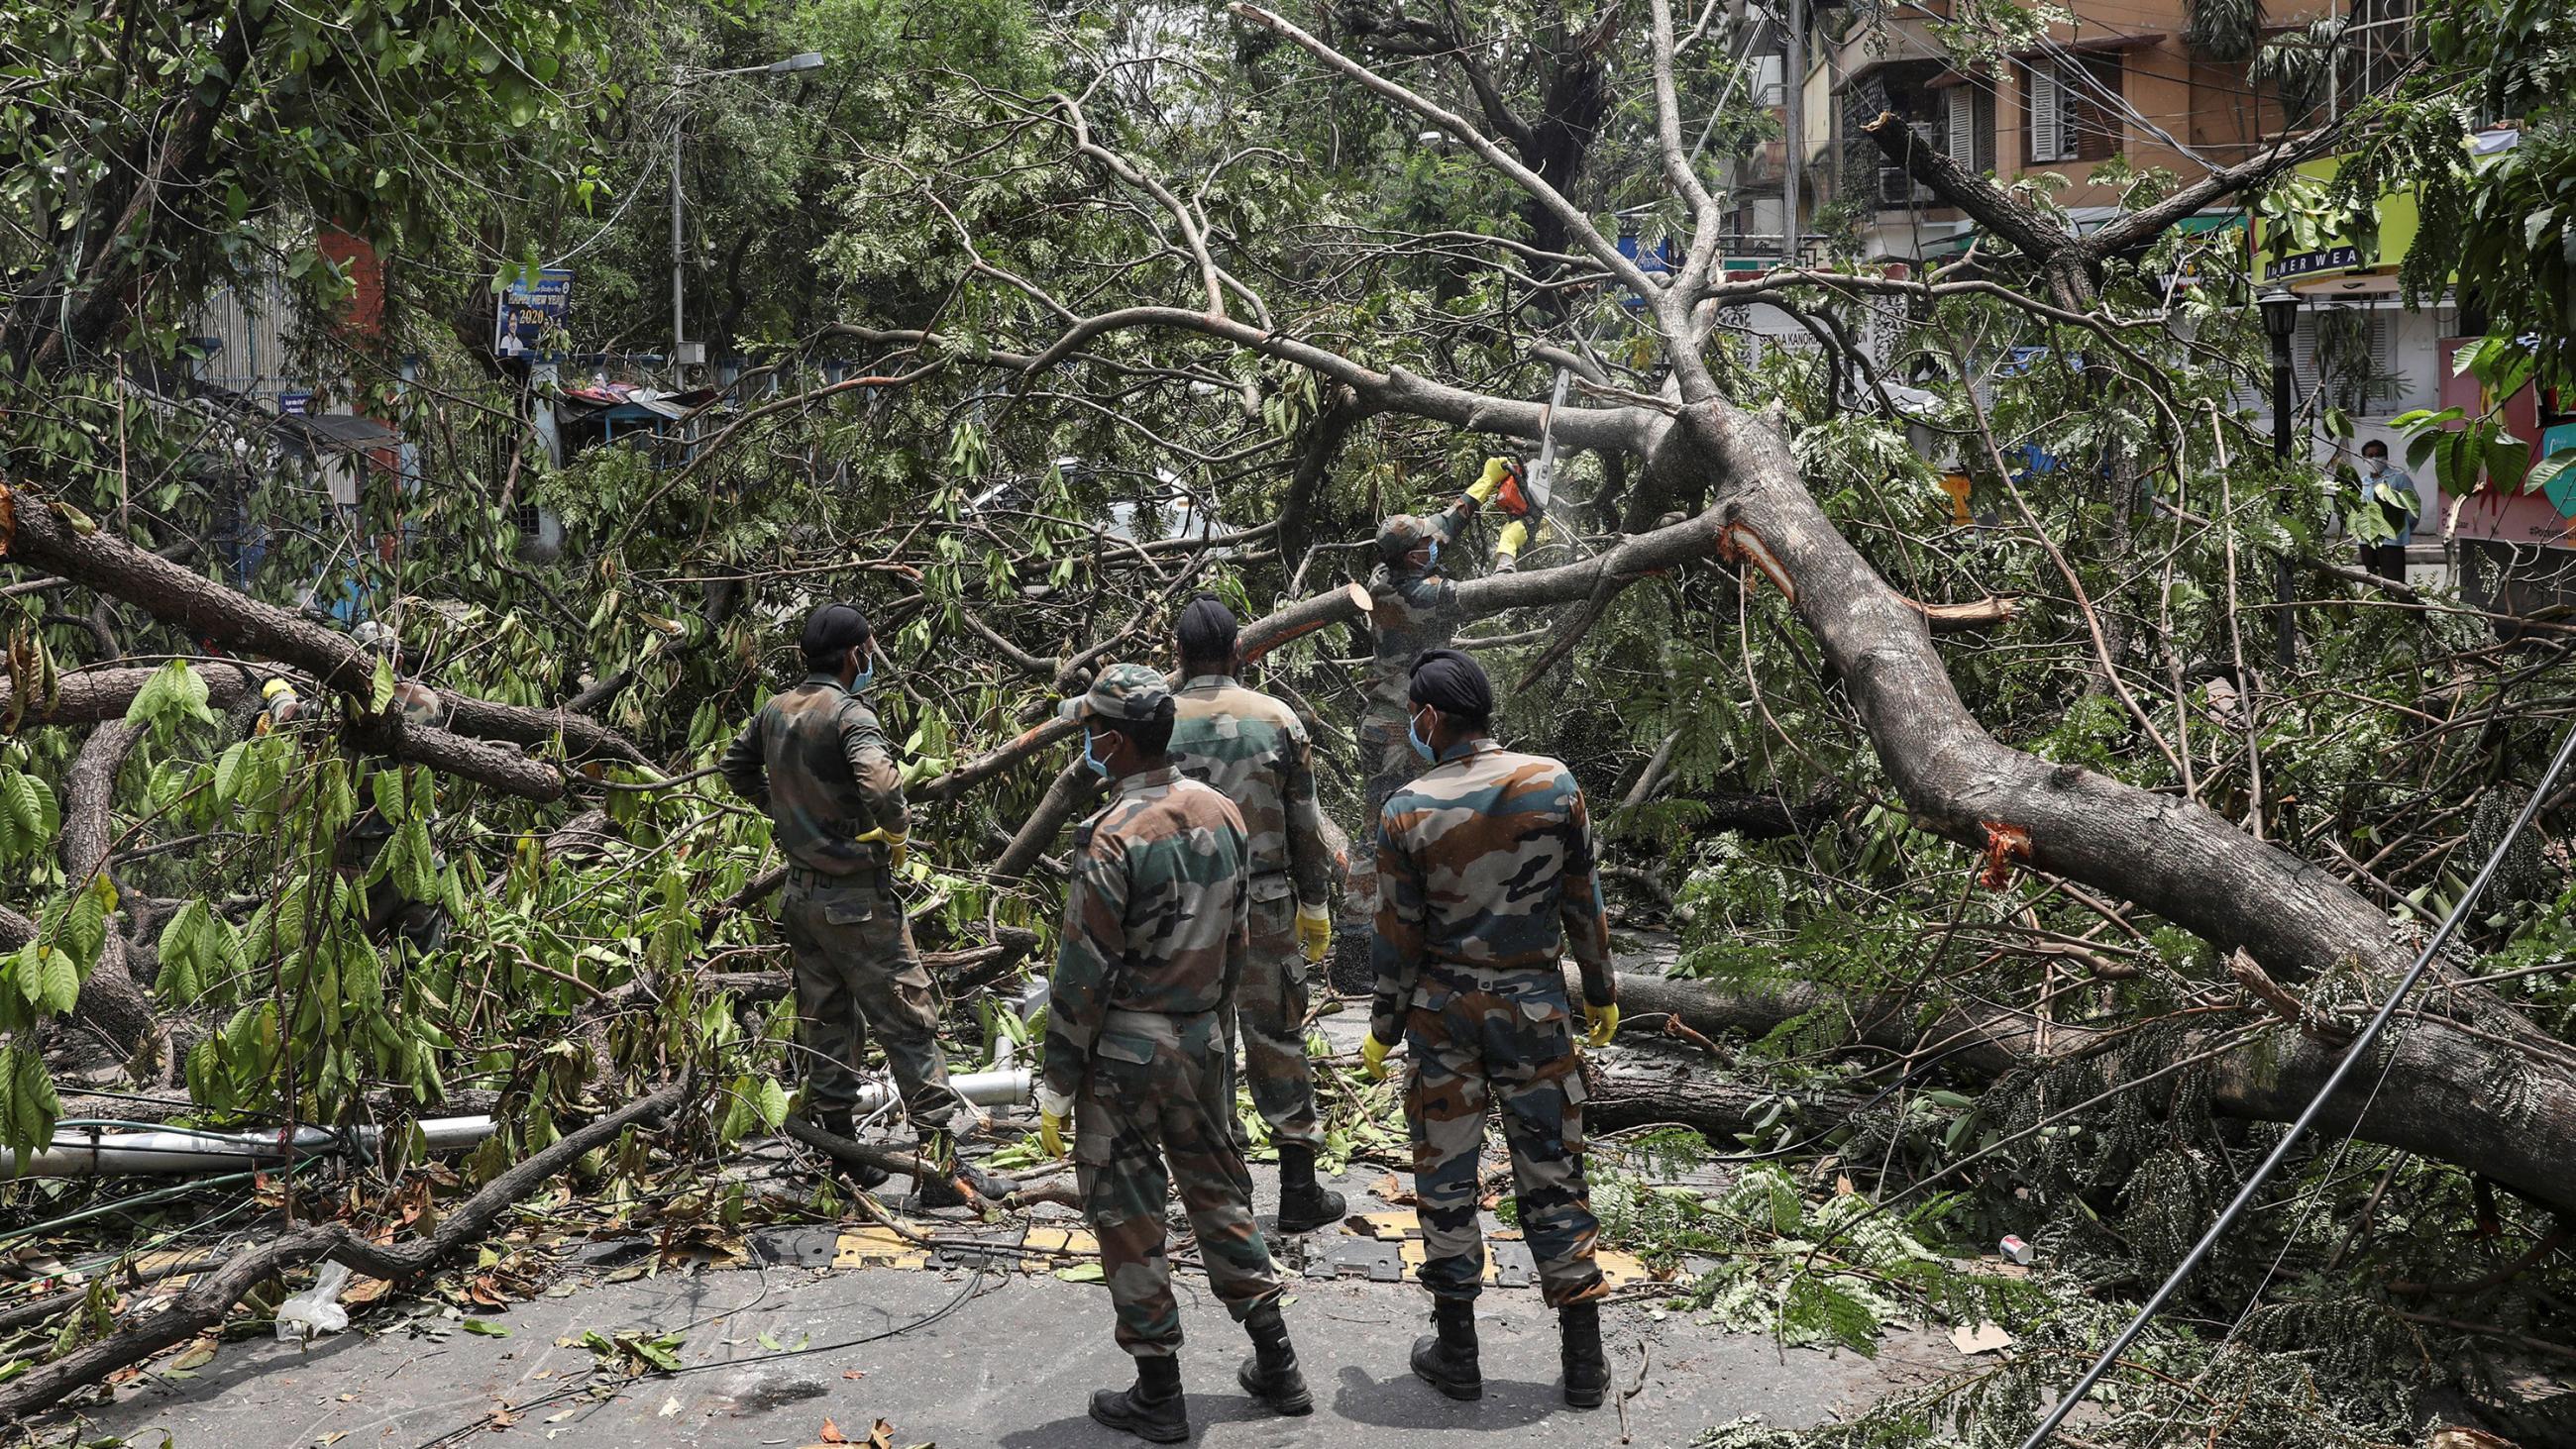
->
[671,52,825,386]
[2259,288,2301,672]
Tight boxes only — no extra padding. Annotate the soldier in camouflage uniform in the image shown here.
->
[1165,595,1346,1231]
[1362,648,1621,1409]
[720,603,987,1207]
[1036,664,1312,1442]
[1357,457,1515,829]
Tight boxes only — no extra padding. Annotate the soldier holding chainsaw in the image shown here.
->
[1358,457,1546,825]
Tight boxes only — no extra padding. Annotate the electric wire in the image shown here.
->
[2015,713,2576,1449]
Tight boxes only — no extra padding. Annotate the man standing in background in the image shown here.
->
[720,602,988,1207]
[1166,593,1345,1232]
[2354,438,2424,581]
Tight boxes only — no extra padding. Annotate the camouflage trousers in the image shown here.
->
[1357,708,1423,829]
[1404,970,1606,1308]
[1076,1008,1284,1358]
[780,866,971,1136]
[1221,884,1323,1152]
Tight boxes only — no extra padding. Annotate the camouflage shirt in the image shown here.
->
[1042,765,1251,1100]
[718,673,909,876]
[1169,674,1334,907]
[1362,494,1477,719]
[1370,737,1616,1043]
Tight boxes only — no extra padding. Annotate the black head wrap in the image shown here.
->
[800,601,872,668]
[1175,592,1238,666]
[1408,648,1493,725]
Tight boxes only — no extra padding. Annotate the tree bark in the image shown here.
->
[1601,967,2576,1212]
[54,722,160,1066]
[1586,1057,1875,1139]
[1,488,647,799]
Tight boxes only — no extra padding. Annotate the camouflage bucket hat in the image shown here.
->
[1376,513,1434,560]
[1058,663,1171,722]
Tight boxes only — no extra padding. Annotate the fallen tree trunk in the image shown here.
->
[0,1080,687,1423]
[1585,1057,1875,1141]
[56,721,159,1066]
[0,488,648,798]
[1606,968,2576,1212]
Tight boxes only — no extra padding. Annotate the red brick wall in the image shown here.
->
[317,227,383,340]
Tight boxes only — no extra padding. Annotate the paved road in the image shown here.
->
[72,1252,1951,1449]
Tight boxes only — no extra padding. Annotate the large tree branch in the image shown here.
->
[1231,4,1656,300]
[1,486,647,799]
[0,1082,687,1422]
[1861,109,2352,307]
[1614,970,2576,1212]
[56,722,158,1061]
[17,3,270,370]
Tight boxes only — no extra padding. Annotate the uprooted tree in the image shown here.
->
[5,0,2576,1438]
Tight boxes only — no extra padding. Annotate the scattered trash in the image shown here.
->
[1950,1322,2015,1356]
[275,1262,354,1341]
[1997,1235,2035,1266]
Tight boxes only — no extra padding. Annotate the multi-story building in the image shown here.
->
[1717,0,2559,595]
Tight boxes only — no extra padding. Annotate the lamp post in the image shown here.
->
[671,52,823,387]
[2259,288,2302,673]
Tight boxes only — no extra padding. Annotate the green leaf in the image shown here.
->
[211,742,250,808]
[2523,447,2576,496]
[460,1318,511,1338]
[42,947,79,1015]
[371,657,396,715]
[13,945,47,1011]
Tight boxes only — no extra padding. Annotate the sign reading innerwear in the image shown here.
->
[2266,246,2362,280]
[494,268,574,357]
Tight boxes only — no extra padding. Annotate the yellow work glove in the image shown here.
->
[1360,1032,1397,1081]
[1465,456,1512,505]
[852,825,909,871]
[1582,1001,1620,1048]
[1493,517,1545,572]
[1036,1086,1072,1158]
[1296,903,1332,964]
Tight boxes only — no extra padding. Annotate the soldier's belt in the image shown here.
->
[784,857,890,887]
[1101,1004,1220,1027]
[1417,958,1563,991]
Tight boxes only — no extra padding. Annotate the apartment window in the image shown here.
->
[2334,0,2416,121]
[2294,307,2405,417]
[2025,55,2123,164]
[1944,85,1996,174]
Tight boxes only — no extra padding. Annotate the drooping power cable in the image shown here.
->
[2016,715,2576,1449]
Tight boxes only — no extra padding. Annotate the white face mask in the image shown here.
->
[2365,457,2387,476]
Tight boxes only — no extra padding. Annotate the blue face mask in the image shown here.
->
[1424,540,1440,573]
[1407,709,1436,763]
[849,662,876,693]
[1082,729,1112,777]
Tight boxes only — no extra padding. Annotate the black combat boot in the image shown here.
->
[1409,1294,1482,1400]
[1274,1143,1346,1234]
[1090,1353,1188,1442]
[911,1129,1005,1210]
[1560,1299,1611,1408]
[1234,1301,1313,1416]
[811,1107,888,1190]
